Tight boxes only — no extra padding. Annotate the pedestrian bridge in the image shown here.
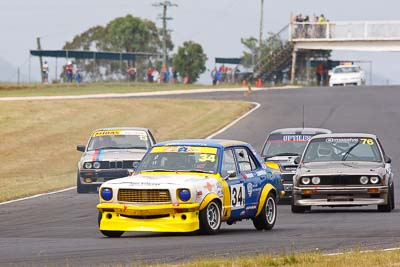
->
[290,20,400,51]
[287,20,400,83]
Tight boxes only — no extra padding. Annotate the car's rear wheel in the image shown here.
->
[253,192,277,230]
[378,184,394,212]
[98,212,124,238]
[199,200,221,235]
[291,198,310,213]
[77,173,89,194]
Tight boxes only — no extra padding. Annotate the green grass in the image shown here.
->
[0,98,252,202]
[0,82,241,97]
[146,250,400,267]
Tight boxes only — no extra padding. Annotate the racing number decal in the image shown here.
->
[199,154,216,162]
[361,138,374,145]
[230,184,245,210]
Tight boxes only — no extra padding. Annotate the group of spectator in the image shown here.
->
[293,14,329,39]
[41,60,82,84]
[145,67,179,84]
[211,65,239,85]
[64,61,82,84]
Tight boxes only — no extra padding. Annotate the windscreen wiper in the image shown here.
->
[342,141,360,161]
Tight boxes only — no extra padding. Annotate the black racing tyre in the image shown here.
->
[253,192,277,231]
[199,200,222,235]
[291,197,309,213]
[378,185,394,212]
[391,185,395,210]
[77,174,89,194]
[98,212,124,238]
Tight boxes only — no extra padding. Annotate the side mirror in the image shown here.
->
[328,70,333,76]
[224,170,237,180]
[77,145,86,152]
[294,156,301,164]
[385,156,392,164]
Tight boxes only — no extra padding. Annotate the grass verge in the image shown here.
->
[149,249,400,267]
[0,98,251,202]
[0,82,241,97]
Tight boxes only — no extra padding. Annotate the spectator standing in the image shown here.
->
[173,70,178,83]
[316,63,324,86]
[42,61,49,84]
[152,69,160,83]
[319,14,327,38]
[147,68,153,82]
[65,61,73,83]
[211,67,217,85]
[127,67,137,82]
[76,70,82,84]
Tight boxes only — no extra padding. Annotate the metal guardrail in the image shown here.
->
[290,21,400,40]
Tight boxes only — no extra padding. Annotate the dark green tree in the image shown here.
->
[172,41,207,84]
[63,14,173,80]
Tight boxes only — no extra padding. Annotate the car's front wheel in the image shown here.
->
[98,212,124,238]
[253,192,277,230]
[77,173,89,194]
[199,200,222,235]
[291,198,310,213]
[378,184,395,212]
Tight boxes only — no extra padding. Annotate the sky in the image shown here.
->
[1,0,400,84]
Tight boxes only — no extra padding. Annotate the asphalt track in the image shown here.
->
[1,86,400,266]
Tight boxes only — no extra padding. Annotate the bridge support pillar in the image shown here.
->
[290,49,297,85]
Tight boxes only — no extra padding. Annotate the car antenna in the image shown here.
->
[302,104,305,128]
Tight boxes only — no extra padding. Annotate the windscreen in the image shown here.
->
[138,146,219,174]
[303,137,382,163]
[87,130,151,151]
[263,133,313,158]
[334,66,360,74]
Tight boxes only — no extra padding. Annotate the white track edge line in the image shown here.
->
[324,247,400,256]
[0,101,261,205]
[0,187,76,206]
[206,102,261,139]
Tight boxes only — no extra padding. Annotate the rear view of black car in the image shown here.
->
[261,128,332,201]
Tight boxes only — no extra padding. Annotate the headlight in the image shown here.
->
[84,162,92,169]
[360,176,369,185]
[266,161,280,171]
[301,177,311,185]
[93,162,101,169]
[101,188,113,201]
[178,189,191,202]
[312,176,321,185]
[132,161,140,169]
[370,176,380,184]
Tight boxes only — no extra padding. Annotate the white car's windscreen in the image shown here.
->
[303,137,382,163]
[87,130,150,151]
[263,133,313,158]
[333,66,361,74]
[138,146,219,174]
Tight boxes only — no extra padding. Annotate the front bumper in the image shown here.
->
[79,169,130,185]
[97,203,200,233]
[293,185,388,206]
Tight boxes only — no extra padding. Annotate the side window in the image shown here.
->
[221,149,237,177]
[234,147,258,172]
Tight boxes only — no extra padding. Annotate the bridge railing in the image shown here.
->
[290,21,400,41]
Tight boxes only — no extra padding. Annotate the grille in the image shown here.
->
[282,165,298,172]
[319,175,364,185]
[282,173,295,182]
[118,189,171,203]
[95,161,139,169]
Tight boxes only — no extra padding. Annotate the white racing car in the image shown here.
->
[329,65,365,86]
